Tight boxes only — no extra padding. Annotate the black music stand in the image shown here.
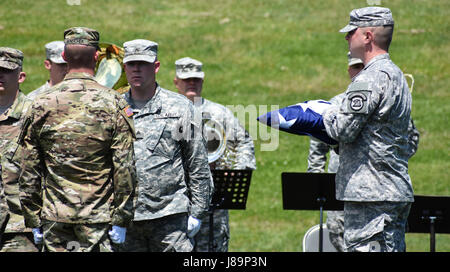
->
[207,169,252,252]
[406,195,450,252]
[281,172,343,252]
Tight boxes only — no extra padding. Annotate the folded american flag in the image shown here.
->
[257,100,338,145]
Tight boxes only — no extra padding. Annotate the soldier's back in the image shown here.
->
[27,72,130,224]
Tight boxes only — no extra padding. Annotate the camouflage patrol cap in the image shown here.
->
[347,52,363,67]
[123,39,158,64]
[64,27,100,50]
[0,47,23,70]
[45,41,66,64]
[175,57,204,79]
[339,7,394,33]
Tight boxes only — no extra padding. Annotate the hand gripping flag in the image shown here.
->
[257,100,338,145]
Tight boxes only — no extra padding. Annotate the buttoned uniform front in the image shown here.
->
[123,85,212,222]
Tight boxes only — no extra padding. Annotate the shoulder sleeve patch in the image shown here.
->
[344,82,372,114]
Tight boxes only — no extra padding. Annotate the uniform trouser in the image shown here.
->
[343,201,411,252]
[41,220,112,252]
[326,210,345,252]
[114,213,193,252]
[194,209,229,252]
[0,232,39,252]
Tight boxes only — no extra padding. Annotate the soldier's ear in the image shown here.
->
[62,51,67,62]
[154,61,161,74]
[18,71,26,84]
[44,59,52,71]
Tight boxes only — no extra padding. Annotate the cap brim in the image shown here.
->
[123,55,156,64]
[339,24,358,33]
[348,59,363,66]
[176,71,204,79]
[49,56,67,64]
[0,60,19,70]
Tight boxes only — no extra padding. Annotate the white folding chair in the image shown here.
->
[302,224,338,252]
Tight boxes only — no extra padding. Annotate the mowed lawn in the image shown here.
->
[1,0,448,251]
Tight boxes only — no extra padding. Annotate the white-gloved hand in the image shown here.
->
[187,216,202,238]
[108,225,127,244]
[32,228,43,244]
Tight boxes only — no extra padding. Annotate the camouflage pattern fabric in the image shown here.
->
[17,72,136,229]
[193,98,256,252]
[0,232,39,252]
[114,213,192,252]
[323,53,414,202]
[122,84,212,222]
[344,201,411,252]
[27,81,50,100]
[0,91,32,234]
[323,53,415,251]
[42,220,112,252]
[0,161,9,241]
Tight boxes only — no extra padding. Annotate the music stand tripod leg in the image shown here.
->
[429,216,436,252]
[317,197,326,252]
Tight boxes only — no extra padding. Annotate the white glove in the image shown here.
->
[108,225,127,244]
[187,216,202,238]
[32,228,43,244]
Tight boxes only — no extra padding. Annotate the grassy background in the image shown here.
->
[1,0,448,251]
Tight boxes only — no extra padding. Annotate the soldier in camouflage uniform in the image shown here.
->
[27,41,68,99]
[116,40,212,252]
[173,57,256,252]
[0,47,38,251]
[0,156,10,243]
[323,7,415,252]
[16,27,136,252]
[309,53,419,252]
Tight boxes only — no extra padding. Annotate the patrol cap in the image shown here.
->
[347,52,363,67]
[123,39,158,64]
[45,41,66,64]
[175,57,204,79]
[339,7,394,33]
[64,27,100,50]
[0,47,23,70]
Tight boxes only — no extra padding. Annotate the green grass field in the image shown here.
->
[2,0,448,252]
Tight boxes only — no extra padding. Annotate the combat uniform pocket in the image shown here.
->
[145,120,166,152]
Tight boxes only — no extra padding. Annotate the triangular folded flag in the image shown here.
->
[257,100,338,145]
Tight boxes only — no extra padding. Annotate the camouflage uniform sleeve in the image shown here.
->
[182,105,213,219]
[0,160,10,236]
[323,77,383,143]
[110,98,137,227]
[406,118,420,159]
[225,108,256,170]
[307,137,330,173]
[17,106,44,228]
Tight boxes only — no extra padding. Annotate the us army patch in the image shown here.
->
[345,82,371,114]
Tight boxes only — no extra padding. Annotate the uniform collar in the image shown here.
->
[0,90,29,121]
[124,83,162,114]
[63,72,97,81]
[364,53,390,70]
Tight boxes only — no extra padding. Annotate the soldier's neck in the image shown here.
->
[0,88,18,107]
[67,68,95,76]
[363,48,388,65]
[130,82,156,101]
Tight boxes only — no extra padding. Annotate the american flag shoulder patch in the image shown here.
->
[124,106,134,117]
